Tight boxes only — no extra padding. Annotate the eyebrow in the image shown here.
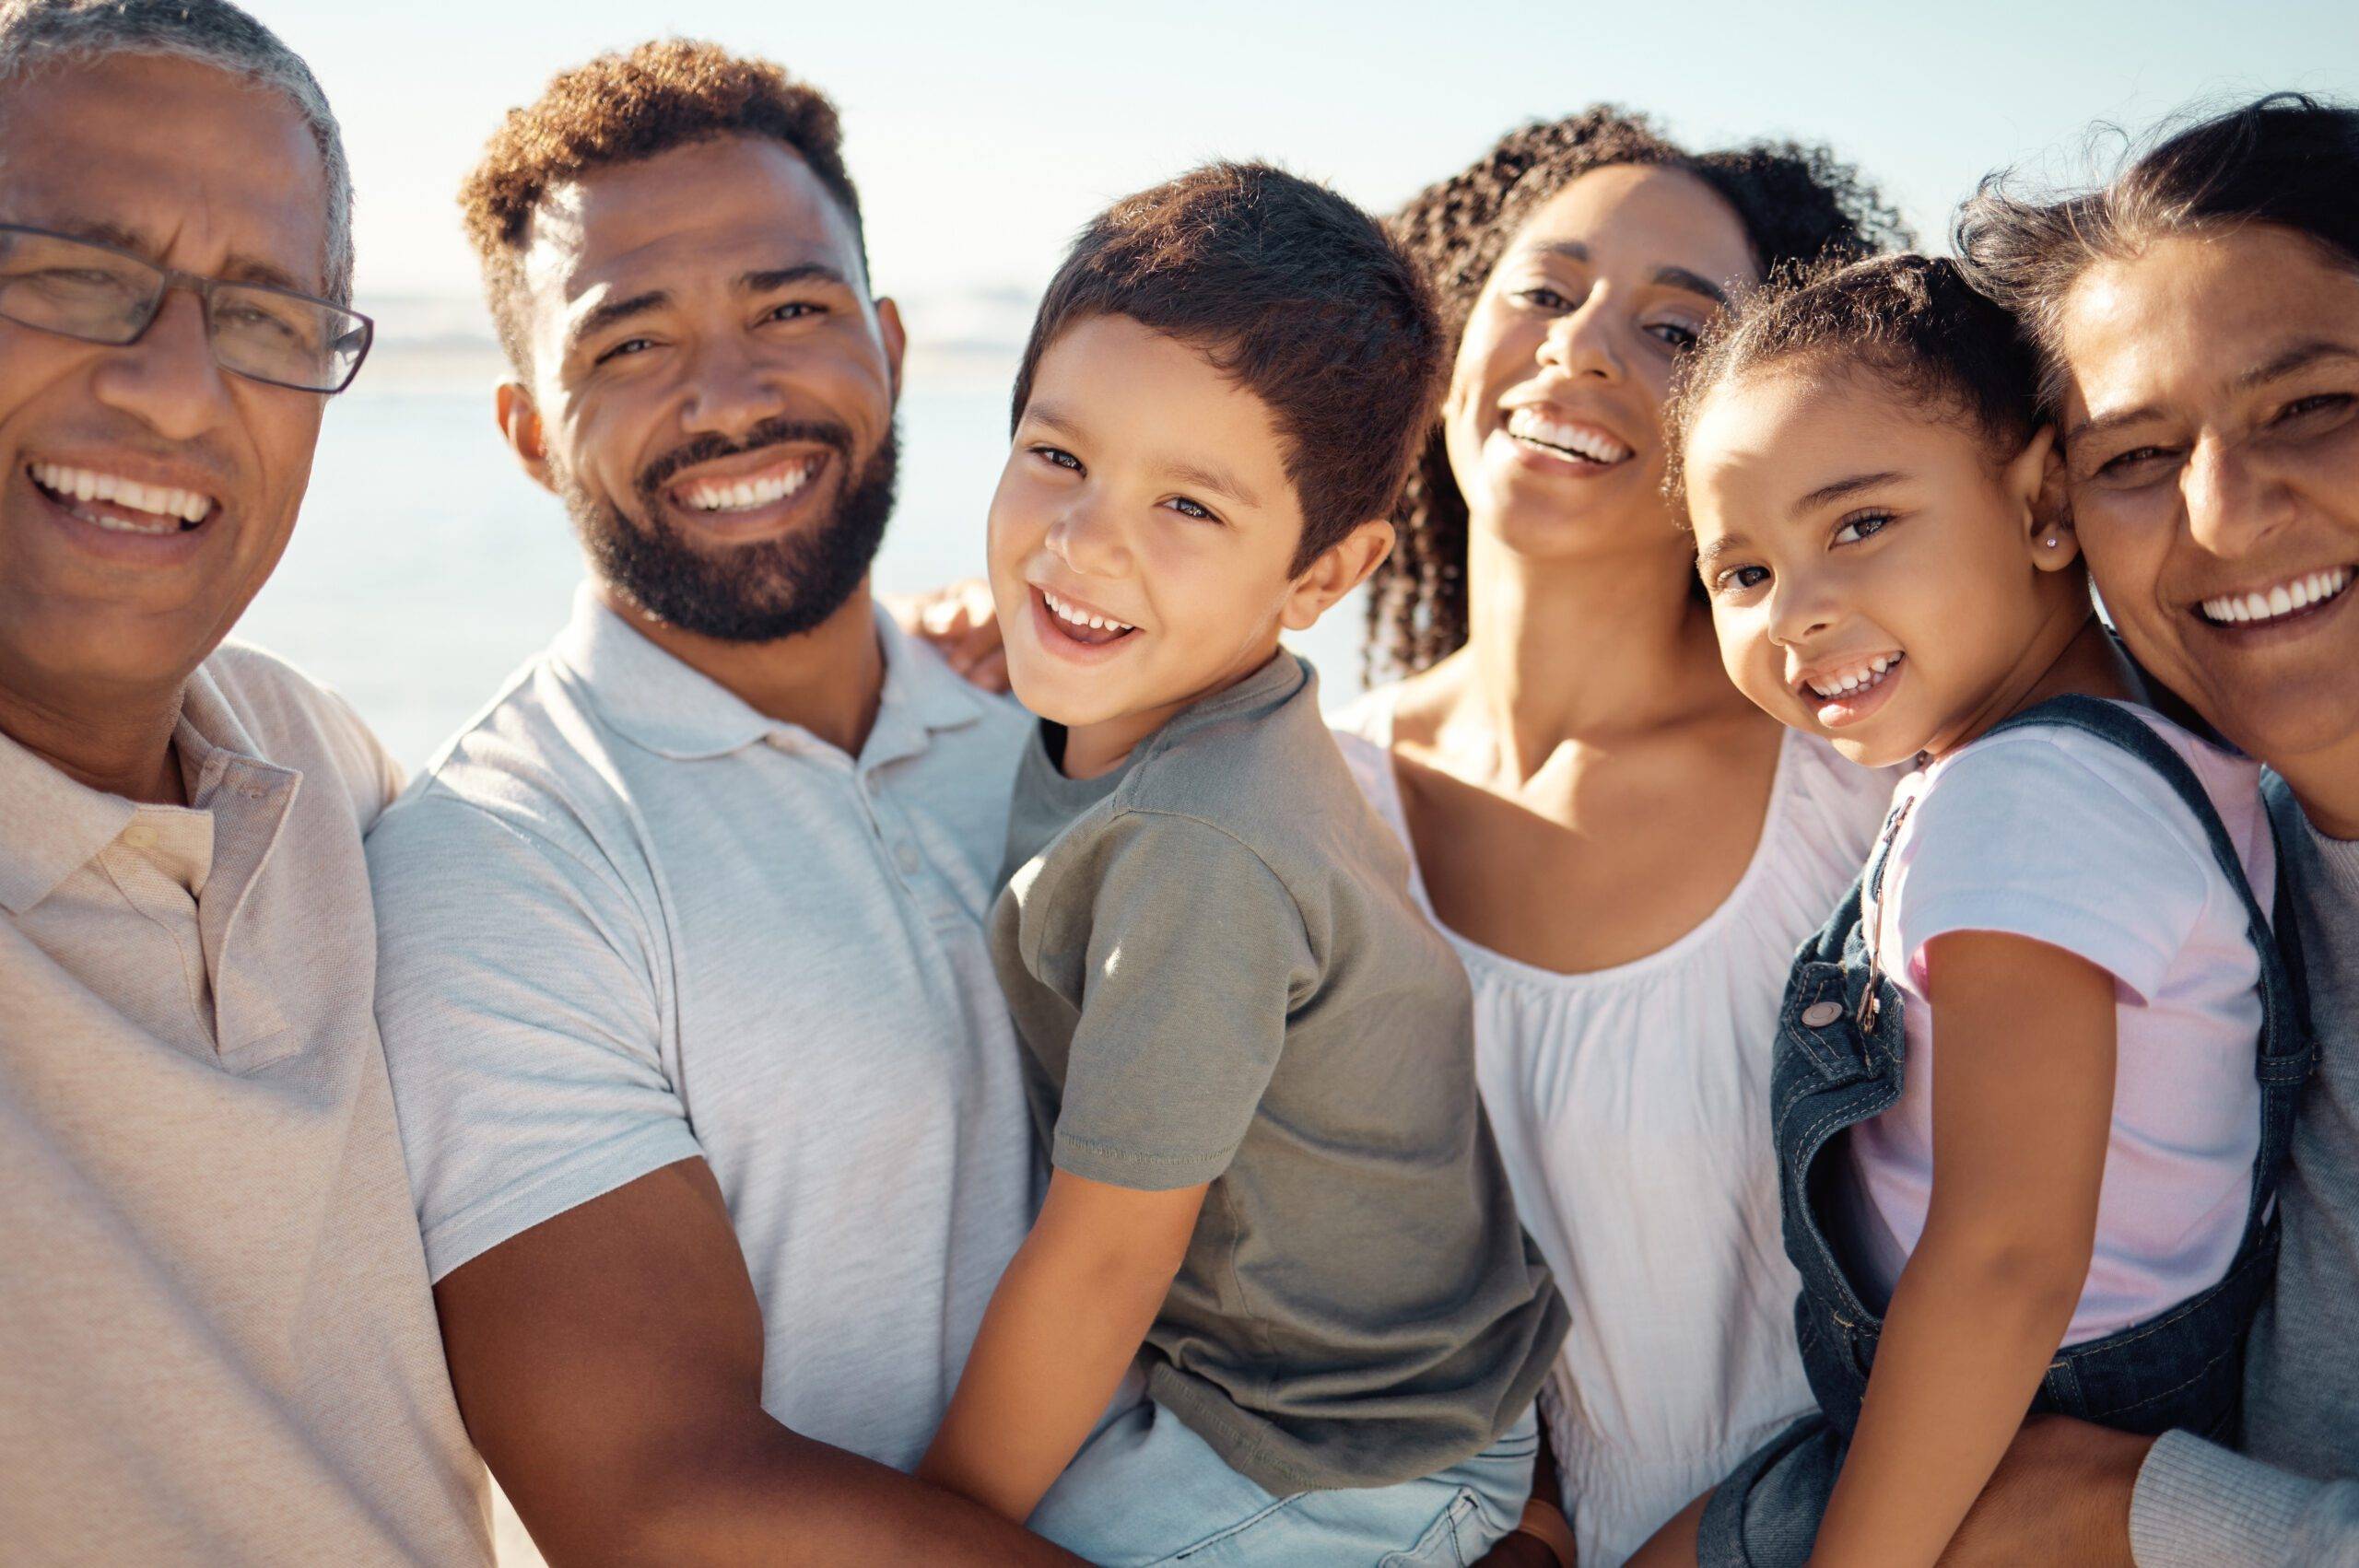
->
[1794,470,1903,511]
[1694,532,1750,569]
[1514,241,1728,303]
[1652,265,1730,305]
[2236,338,2359,391]
[37,214,315,296]
[1022,403,1264,509]
[742,263,850,294]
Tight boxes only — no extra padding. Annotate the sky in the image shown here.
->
[259,0,2358,336]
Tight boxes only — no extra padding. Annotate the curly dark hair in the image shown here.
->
[1011,161,1443,573]
[1661,252,2041,507]
[1955,91,2359,412]
[1368,107,1908,676]
[460,39,864,374]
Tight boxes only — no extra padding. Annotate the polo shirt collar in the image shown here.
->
[550,584,992,764]
[0,661,294,917]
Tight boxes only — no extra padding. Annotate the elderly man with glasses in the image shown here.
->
[0,2,491,1562]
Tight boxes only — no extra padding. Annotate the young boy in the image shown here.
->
[914,163,1568,1566]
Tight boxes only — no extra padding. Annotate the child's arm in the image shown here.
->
[1807,930,2117,1568]
[918,1168,1208,1522]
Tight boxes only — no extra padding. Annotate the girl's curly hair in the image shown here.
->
[1368,107,1907,677]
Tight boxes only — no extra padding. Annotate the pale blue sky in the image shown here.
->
[260,0,2355,312]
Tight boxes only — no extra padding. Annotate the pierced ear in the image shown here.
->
[495,380,556,495]
[2007,424,2079,571]
[1280,520,1395,633]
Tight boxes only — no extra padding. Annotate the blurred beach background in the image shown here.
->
[244,0,2355,770]
[221,3,2353,1559]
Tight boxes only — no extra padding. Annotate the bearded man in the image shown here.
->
[364,41,1074,1566]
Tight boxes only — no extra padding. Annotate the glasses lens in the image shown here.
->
[209,285,370,393]
[0,228,156,344]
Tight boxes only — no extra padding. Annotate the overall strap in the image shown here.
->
[1983,696,2317,1228]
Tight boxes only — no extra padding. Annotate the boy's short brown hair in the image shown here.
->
[459,39,864,372]
[1011,162,1445,573]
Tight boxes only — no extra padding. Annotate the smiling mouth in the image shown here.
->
[2197,566,2353,628]
[29,462,217,534]
[665,453,827,516]
[1503,407,1635,467]
[1796,650,1905,727]
[1039,587,1139,648]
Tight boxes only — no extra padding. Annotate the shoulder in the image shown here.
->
[1928,709,2248,864]
[1125,680,1369,864]
[199,639,402,825]
[366,655,637,911]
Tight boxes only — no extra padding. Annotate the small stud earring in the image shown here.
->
[2044,536,2061,548]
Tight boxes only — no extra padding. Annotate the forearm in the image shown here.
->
[2131,1431,2359,1568]
[558,1408,1086,1568]
[1812,1241,2083,1568]
[919,1189,1189,1521]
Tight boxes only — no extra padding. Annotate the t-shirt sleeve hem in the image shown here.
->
[1898,888,2177,1003]
[1050,1130,1231,1192]
[418,1120,704,1283]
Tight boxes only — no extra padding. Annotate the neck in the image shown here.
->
[1456,521,1729,782]
[600,581,886,758]
[1061,640,1283,781]
[2273,732,2359,841]
[0,667,186,805]
[1937,597,2134,760]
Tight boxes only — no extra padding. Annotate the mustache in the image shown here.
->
[637,417,857,499]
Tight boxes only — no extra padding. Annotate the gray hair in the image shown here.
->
[0,0,354,303]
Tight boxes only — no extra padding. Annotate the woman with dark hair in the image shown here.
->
[1330,111,1905,1567]
[1925,94,2359,1567]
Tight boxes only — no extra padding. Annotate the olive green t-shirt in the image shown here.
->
[991,651,1567,1494]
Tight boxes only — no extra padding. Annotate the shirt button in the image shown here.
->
[1801,1000,1845,1029]
[895,842,922,875]
[122,824,158,849]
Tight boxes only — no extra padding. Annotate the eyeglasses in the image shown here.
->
[0,222,373,394]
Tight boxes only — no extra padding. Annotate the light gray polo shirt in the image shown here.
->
[368,588,1037,1473]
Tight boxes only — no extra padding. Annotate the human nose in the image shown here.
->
[86,287,236,443]
[1534,293,1625,383]
[677,331,789,442]
[1045,493,1131,579]
[1766,568,1841,648]
[2182,434,2294,560]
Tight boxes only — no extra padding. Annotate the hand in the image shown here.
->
[1475,1530,1575,1568]
[883,579,1009,694]
[1476,1499,1579,1567]
[1936,1415,2154,1568]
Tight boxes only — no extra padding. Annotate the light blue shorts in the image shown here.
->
[1027,1385,1539,1568]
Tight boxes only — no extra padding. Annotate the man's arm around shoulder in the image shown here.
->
[436,1154,1083,1568]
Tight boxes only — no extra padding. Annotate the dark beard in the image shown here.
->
[558,415,899,644]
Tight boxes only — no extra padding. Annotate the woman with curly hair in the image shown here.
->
[1330,111,1905,1567]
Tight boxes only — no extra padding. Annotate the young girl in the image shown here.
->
[1629,254,2313,1568]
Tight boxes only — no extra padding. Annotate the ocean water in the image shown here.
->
[241,376,1373,767]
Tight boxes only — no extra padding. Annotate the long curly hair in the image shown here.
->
[1367,108,1907,677]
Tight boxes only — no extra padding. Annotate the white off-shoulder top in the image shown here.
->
[1334,685,1893,1568]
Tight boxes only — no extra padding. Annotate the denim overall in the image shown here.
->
[1698,696,2318,1568]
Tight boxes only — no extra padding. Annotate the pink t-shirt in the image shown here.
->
[1844,702,2275,1344]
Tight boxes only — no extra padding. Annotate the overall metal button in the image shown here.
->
[1801,1000,1844,1028]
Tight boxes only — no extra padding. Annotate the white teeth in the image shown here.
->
[1042,590,1135,635]
[29,462,214,524]
[677,459,818,513]
[1804,652,1904,702]
[2201,568,2353,627]
[1505,407,1635,465]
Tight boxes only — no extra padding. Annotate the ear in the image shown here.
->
[874,295,908,405]
[1279,519,1394,633]
[2008,424,2079,573]
[495,380,557,497]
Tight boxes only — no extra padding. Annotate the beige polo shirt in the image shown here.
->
[0,642,492,1566]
